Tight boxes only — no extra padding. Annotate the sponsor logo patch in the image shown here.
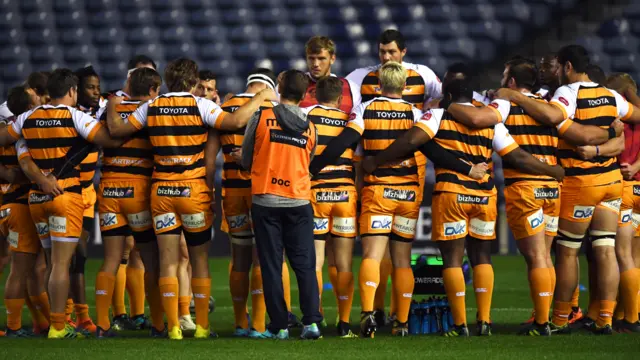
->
[534,188,559,200]
[313,218,329,231]
[600,198,621,213]
[527,208,544,230]
[102,187,134,198]
[558,97,569,106]
[572,205,595,219]
[315,191,349,203]
[331,217,356,234]
[370,215,392,230]
[456,194,489,204]
[7,230,18,248]
[544,215,559,233]
[127,211,151,229]
[29,193,52,205]
[36,222,49,236]
[99,213,118,227]
[392,216,417,236]
[154,213,177,231]
[383,188,416,202]
[181,212,206,230]
[157,186,191,197]
[443,220,466,237]
[48,216,67,234]
[227,214,249,229]
[620,209,632,224]
[469,218,495,237]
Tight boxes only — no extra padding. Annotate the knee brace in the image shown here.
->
[70,253,87,274]
[590,230,616,247]
[555,230,584,249]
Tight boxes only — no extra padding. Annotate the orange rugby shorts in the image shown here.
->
[504,182,560,240]
[360,185,420,242]
[311,188,357,239]
[431,192,498,241]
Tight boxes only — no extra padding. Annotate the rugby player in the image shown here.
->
[448,58,624,335]
[0,68,126,339]
[218,68,277,337]
[307,76,359,338]
[1,85,49,337]
[93,67,163,338]
[346,29,442,324]
[362,77,564,336]
[536,54,559,101]
[105,58,276,340]
[495,45,640,334]
[195,70,220,104]
[103,55,157,99]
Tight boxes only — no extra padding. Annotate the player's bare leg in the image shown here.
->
[178,234,195,330]
[70,229,95,333]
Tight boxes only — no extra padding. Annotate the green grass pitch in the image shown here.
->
[0,256,638,359]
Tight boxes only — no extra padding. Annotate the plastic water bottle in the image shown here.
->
[434,297,443,333]
[444,297,454,327]
[420,299,431,334]
[439,298,449,332]
[429,297,439,334]
[409,301,421,335]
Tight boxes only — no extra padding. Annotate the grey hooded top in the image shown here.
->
[241,104,317,208]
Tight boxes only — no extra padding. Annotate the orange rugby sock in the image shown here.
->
[374,258,392,311]
[50,312,66,331]
[596,300,616,327]
[95,272,116,330]
[5,298,25,330]
[473,264,494,323]
[337,271,354,323]
[548,267,556,297]
[552,301,572,326]
[392,268,414,323]
[358,259,380,313]
[620,269,639,323]
[529,268,553,324]
[75,303,90,323]
[328,265,338,299]
[192,278,211,328]
[145,272,164,331]
[178,296,191,318]
[587,296,600,320]
[250,266,266,332]
[65,298,74,321]
[159,277,179,330]
[112,264,127,316]
[282,262,292,311]
[126,267,145,317]
[443,267,467,326]
[230,270,250,329]
[570,286,580,308]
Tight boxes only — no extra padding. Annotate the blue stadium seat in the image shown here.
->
[24,12,55,29]
[589,52,611,74]
[228,25,261,42]
[89,11,119,29]
[216,59,239,78]
[603,36,638,55]
[266,40,302,59]
[0,12,21,31]
[30,44,64,65]
[155,10,189,28]
[85,0,116,13]
[468,21,503,42]
[254,8,286,25]
[284,0,318,9]
[235,42,267,59]
[59,27,92,46]
[19,0,49,13]
[164,42,198,60]
[495,1,530,22]
[222,8,255,25]
[56,11,88,29]
[97,61,125,80]
[150,0,179,11]
[473,39,496,63]
[198,42,228,60]
[125,26,157,45]
[335,40,355,57]
[628,2,640,19]
[0,29,25,46]
[346,24,365,39]
[425,4,459,22]
[162,26,192,44]
[54,0,85,12]
[97,43,131,62]
[0,45,30,64]
[411,38,441,57]
[122,10,153,28]
[441,38,476,59]
[2,62,33,83]
[26,28,57,46]
[529,4,551,28]
[252,0,282,9]
[192,26,228,43]
[0,0,18,12]
[389,5,412,22]
[400,22,432,41]
[459,3,496,21]
[63,44,97,63]
[93,26,124,45]
[117,0,150,12]
[576,35,604,54]
[290,7,321,24]
[344,57,378,73]
[216,0,248,9]
[133,44,165,62]
[630,18,640,36]
[183,0,213,11]
[328,23,349,39]
[188,9,221,27]
[502,22,524,46]
[611,54,638,74]
[263,24,295,42]
[432,21,467,39]
[598,18,630,38]
[220,76,243,94]
[423,55,447,77]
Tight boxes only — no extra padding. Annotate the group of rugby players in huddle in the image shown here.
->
[0,28,639,339]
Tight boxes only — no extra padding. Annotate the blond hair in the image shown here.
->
[379,61,406,95]
[606,73,637,94]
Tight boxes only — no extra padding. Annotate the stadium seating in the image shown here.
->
[1,0,581,95]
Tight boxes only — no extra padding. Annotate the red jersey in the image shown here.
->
[621,123,640,181]
[299,73,354,114]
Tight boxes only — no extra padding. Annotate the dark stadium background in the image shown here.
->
[0,0,635,257]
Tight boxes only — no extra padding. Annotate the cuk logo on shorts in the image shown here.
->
[457,194,489,205]
[315,191,349,203]
[228,214,249,229]
[534,188,559,200]
[181,212,206,229]
[127,211,152,229]
[313,218,329,231]
[620,209,633,224]
[48,216,67,233]
[444,220,466,236]
[99,213,117,227]
[601,198,622,212]
[572,205,595,219]
[102,187,134,198]
[7,230,18,248]
[370,215,392,230]
[332,217,356,234]
[35,222,48,236]
[527,209,544,230]
[383,188,416,202]
[545,215,559,233]
[29,193,52,204]
[157,186,191,197]
[154,213,176,231]
[469,218,495,237]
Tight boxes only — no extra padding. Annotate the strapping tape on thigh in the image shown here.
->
[555,230,583,249]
